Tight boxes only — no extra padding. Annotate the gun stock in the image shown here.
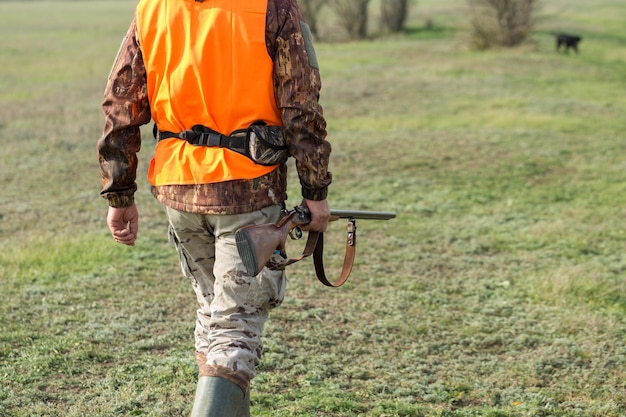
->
[235,207,311,276]
[235,205,396,281]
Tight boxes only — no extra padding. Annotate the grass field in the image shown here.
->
[1,1,625,416]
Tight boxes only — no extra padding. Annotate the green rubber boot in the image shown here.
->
[190,376,250,417]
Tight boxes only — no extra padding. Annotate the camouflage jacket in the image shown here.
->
[97,0,332,214]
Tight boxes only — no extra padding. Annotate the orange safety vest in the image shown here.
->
[135,0,281,186]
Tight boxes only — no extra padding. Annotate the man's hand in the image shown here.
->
[107,203,139,246]
[301,198,330,232]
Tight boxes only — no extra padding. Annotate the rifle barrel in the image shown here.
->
[329,209,396,221]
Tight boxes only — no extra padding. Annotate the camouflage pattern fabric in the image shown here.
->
[152,164,288,215]
[166,204,287,389]
[247,125,289,166]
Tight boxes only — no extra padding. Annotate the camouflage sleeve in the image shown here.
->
[268,0,332,201]
[96,16,151,208]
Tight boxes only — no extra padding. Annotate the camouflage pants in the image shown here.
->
[165,205,286,388]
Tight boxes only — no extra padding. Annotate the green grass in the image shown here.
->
[1,0,625,416]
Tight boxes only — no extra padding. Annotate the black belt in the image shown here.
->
[154,124,247,151]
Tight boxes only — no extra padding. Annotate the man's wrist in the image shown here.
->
[301,185,328,201]
[107,194,135,208]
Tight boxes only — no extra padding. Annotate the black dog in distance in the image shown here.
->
[555,33,582,53]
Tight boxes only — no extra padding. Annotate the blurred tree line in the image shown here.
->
[299,0,412,41]
[468,0,541,49]
[298,0,540,49]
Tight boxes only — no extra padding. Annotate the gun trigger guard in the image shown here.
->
[289,226,303,240]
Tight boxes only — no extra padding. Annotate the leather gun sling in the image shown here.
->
[282,230,319,268]
[285,220,356,287]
